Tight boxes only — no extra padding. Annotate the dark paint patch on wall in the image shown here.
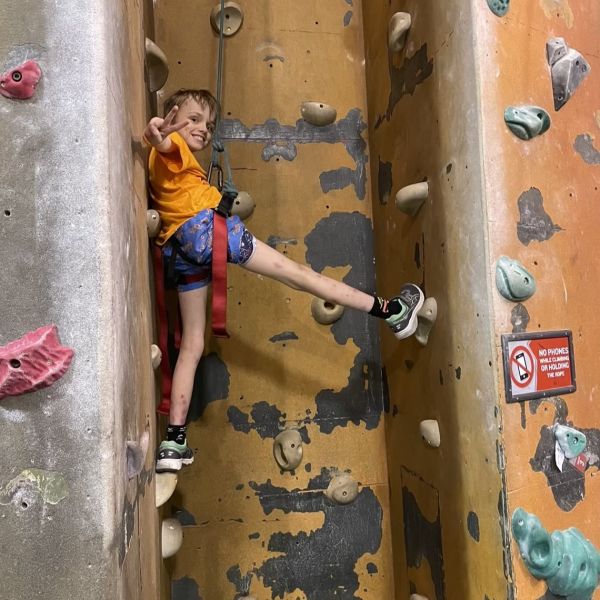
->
[305,212,384,433]
[250,470,383,600]
[343,10,353,26]
[538,591,564,599]
[414,242,421,269]
[382,366,390,413]
[367,562,378,574]
[226,565,253,596]
[467,511,480,542]
[227,401,310,442]
[530,424,600,511]
[249,532,260,539]
[573,133,600,165]
[497,487,517,600]
[172,505,197,526]
[455,367,462,380]
[377,44,434,126]
[402,486,446,600]
[269,331,299,343]
[516,188,562,246]
[187,353,230,422]
[222,110,368,200]
[511,303,530,333]
[378,157,392,205]
[529,396,568,421]
[172,576,203,600]
[266,235,298,248]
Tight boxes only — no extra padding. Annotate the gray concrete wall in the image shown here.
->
[0,1,159,599]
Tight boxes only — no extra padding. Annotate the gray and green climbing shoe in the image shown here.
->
[156,440,194,473]
[385,283,425,340]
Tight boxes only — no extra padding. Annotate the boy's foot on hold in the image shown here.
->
[385,283,425,340]
[156,440,194,473]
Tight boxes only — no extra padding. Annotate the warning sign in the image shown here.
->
[501,330,576,403]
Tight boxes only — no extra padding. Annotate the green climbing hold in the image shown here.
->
[512,508,600,600]
[554,424,587,459]
[495,256,536,302]
[487,0,509,17]
[504,106,551,140]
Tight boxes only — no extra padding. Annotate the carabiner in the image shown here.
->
[207,162,224,191]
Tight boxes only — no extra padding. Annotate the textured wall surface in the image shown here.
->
[363,1,508,599]
[153,1,395,598]
[0,1,159,599]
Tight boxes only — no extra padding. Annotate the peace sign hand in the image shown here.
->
[143,106,189,148]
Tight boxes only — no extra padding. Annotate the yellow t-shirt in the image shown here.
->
[149,132,222,246]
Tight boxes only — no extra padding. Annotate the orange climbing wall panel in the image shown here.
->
[476,2,600,598]
[153,2,395,598]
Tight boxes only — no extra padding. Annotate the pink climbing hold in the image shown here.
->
[0,59,42,99]
[0,325,74,400]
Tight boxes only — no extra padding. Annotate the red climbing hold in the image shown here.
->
[0,60,42,100]
[0,325,74,400]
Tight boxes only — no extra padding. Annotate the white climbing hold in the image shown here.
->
[415,297,438,346]
[395,181,429,216]
[231,191,255,221]
[388,12,412,52]
[147,209,161,238]
[145,38,169,93]
[311,297,345,325]
[273,430,303,471]
[325,473,359,505]
[155,472,178,508]
[151,344,162,370]
[420,420,440,448]
[210,1,244,36]
[301,101,337,127]
[410,595,430,600]
[161,518,183,558]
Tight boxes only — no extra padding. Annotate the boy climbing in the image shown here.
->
[145,89,424,473]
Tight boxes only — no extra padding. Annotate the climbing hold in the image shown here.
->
[311,297,345,325]
[0,325,74,401]
[300,101,337,127]
[155,472,178,508]
[486,0,509,17]
[504,106,551,140]
[325,473,359,505]
[231,191,255,221]
[388,12,412,52]
[144,38,169,93]
[415,297,438,346]
[0,59,42,100]
[495,256,536,302]
[546,38,591,111]
[420,420,441,448]
[126,432,150,479]
[151,344,162,370]
[161,518,183,558]
[395,181,429,216]
[273,430,303,471]
[210,1,244,37]
[147,209,161,238]
[410,595,430,600]
[512,508,600,599]
[554,424,586,459]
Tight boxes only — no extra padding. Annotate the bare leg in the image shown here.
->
[242,239,374,312]
[169,286,208,426]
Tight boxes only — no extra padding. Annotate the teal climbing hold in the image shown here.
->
[495,256,536,302]
[512,508,600,600]
[554,424,587,459]
[504,106,551,140]
[487,0,509,17]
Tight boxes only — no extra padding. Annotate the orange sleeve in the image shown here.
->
[152,132,194,174]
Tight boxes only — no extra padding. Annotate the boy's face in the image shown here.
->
[174,98,215,152]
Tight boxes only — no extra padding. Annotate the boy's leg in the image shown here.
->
[241,239,424,339]
[156,286,208,473]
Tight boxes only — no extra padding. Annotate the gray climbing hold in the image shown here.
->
[151,344,162,370]
[388,12,412,52]
[547,38,591,111]
[231,191,255,221]
[300,101,337,127]
[147,209,161,238]
[145,38,169,93]
[504,106,551,140]
[210,1,244,37]
[395,181,429,216]
[554,424,586,459]
[155,472,178,508]
[311,297,344,325]
[415,297,437,346]
[161,518,183,558]
[495,256,536,302]
[325,473,358,505]
[273,430,303,471]
[126,431,150,479]
[420,420,440,448]
[486,0,509,17]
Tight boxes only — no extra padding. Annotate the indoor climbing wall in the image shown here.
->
[477,2,600,599]
[0,1,161,598]
[363,1,508,599]
[153,1,396,598]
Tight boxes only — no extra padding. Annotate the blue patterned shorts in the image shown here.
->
[162,209,256,292]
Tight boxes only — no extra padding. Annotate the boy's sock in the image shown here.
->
[166,424,187,446]
[369,295,403,319]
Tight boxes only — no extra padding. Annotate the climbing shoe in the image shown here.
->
[155,440,194,473]
[385,283,425,340]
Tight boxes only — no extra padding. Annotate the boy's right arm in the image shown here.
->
[143,106,188,153]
